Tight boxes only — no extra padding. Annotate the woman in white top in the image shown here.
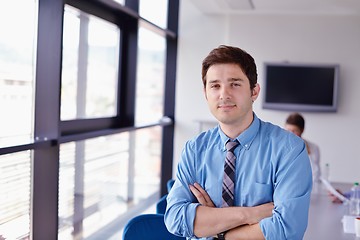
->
[285,112,321,183]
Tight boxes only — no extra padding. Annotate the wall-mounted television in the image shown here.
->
[262,62,339,112]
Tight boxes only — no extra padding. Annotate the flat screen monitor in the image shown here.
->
[262,62,339,112]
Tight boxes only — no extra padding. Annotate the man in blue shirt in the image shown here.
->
[164,45,312,240]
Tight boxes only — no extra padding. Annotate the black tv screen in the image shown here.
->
[262,63,339,112]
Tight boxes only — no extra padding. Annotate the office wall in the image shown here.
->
[174,0,360,183]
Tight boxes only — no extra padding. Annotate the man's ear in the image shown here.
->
[251,83,260,102]
[203,87,208,100]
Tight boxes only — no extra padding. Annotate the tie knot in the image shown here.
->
[226,140,239,152]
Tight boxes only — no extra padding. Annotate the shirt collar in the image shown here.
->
[218,113,260,151]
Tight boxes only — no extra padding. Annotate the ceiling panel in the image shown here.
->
[190,0,360,15]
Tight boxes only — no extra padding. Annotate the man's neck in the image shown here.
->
[219,113,254,139]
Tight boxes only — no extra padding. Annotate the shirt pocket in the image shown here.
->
[241,182,273,206]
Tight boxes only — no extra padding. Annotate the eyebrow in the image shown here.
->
[229,78,244,82]
[208,78,244,84]
[207,79,219,84]
[206,78,245,84]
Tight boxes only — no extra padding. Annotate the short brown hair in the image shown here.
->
[286,112,305,131]
[201,45,257,89]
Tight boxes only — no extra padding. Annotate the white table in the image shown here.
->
[304,182,358,239]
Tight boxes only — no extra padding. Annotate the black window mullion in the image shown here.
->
[32,0,64,239]
[118,19,138,127]
[125,0,139,12]
[160,0,179,196]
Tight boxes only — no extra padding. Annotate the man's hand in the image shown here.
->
[247,202,274,225]
[189,182,215,207]
[189,182,274,238]
[328,189,344,204]
[189,182,273,223]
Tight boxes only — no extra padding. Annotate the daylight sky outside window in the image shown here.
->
[135,27,166,124]
[61,6,120,120]
[139,0,168,29]
[113,0,125,5]
[0,1,37,146]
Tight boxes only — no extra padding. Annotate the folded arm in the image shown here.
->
[190,183,273,239]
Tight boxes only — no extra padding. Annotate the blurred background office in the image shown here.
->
[1,0,360,239]
[174,0,360,184]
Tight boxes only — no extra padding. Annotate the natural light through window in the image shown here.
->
[61,6,120,120]
[0,0,37,146]
[139,0,168,29]
[135,27,166,124]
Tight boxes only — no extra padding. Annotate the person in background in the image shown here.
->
[284,113,356,205]
[328,189,351,204]
[164,45,312,240]
[285,112,321,183]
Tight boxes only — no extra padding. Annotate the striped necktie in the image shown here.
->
[222,140,239,207]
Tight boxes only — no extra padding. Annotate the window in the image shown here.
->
[61,6,120,120]
[139,0,168,29]
[58,134,129,238]
[0,1,37,239]
[58,127,162,238]
[135,27,166,124]
[0,0,37,145]
[0,151,32,239]
[0,0,178,238]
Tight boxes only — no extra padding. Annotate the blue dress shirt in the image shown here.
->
[164,114,312,240]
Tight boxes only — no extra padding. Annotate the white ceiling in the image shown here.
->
[190,0,360,15]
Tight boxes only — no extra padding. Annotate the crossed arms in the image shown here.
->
[165,137,312,239]
[189,183,273,240]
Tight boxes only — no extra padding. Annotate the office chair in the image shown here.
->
[156,194,167,214]
[122,213,185,240]
[156,179,175,214]
[167,179,175,192]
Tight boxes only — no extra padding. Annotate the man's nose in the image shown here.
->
[220,87,230,99]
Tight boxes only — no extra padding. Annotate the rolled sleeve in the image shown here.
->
[260,141,313,240]
[164,141,200,238]
[165,196,200,238]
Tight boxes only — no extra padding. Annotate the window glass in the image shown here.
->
[0,1,37,146]
[58,134,129,238]
[0,151,32,239]
[113,0,125,5]
[58,127,162,238]
[133,127,162,197]
[139,0,168,29]
[135,27,166,124]
[61,6,120,120]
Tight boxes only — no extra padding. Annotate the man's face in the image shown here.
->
[285,124,303,137]
[204,63,259,127]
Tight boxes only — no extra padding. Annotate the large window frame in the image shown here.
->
[0,0,179,239]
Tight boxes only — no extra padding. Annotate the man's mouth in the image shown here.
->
[218,103,236,109]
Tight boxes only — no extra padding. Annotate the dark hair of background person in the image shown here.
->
[286,112,305,132]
